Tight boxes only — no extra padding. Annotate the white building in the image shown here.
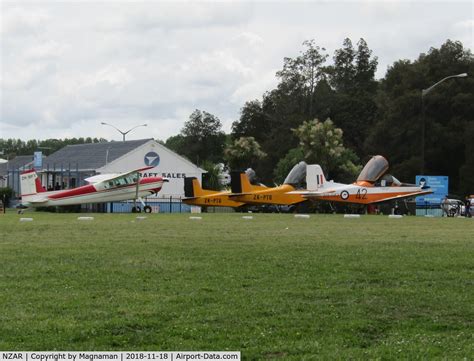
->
[39,138,205,199]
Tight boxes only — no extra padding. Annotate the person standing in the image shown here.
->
[465,197,472,218]
[441,196,449,217]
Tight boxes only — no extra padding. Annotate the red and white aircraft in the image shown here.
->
[20,166,167,212]
[291,155,433,204]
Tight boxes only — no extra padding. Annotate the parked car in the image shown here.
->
[441,198,464,217]
[441,197,474,217]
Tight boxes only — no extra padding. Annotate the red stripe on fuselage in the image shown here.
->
[48,184,97,199]
[139,177,163,185]
[47,177,163,200]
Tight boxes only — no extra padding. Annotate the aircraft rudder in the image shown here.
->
[306,164,327,190]
[20,169,46,196]
[230,171,243,193]
[184,177,202,197]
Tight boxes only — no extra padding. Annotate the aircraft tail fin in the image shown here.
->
[231,171,254,193]
[20,169,46,197]
[184,177,216,197]
[184,177,201,197]
[306,165,327,191]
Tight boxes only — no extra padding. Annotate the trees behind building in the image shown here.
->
[2,39,472,195]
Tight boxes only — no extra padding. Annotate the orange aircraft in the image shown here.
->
[229,162,307,206]
[181,176,252,208]
[290,155,433,204]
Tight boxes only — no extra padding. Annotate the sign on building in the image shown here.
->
[34,151,43,169]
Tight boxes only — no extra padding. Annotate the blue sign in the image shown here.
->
[34,151,43,169]
[416,175,449,205]
[144,152,160,167]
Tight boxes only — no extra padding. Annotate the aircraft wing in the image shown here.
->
[286,188,339,197]
[85,166,155,184]
[228,192,257,197]
[84,174,120,184]
[26,198,50,204]
[370,190,434,204]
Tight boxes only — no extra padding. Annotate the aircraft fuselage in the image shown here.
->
[22,178,164,207]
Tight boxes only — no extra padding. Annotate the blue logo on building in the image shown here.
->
[144,152,160,167]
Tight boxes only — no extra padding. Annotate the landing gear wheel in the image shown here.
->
[144,205,152,213]
[132,206,142,213]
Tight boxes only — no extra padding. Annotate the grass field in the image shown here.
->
[0,212,473,359]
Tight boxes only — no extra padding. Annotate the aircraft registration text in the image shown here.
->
[253,194,272,201]
[204,198,222,204]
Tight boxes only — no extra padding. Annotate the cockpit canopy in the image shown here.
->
[245,168,259,185]
[284,161,307,186]
[356,155,389,183]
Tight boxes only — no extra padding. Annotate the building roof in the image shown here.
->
[96,138,207,174]
[0,155,45,175]
[42,139,152,171]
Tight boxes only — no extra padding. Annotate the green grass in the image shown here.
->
[0,212,473,359]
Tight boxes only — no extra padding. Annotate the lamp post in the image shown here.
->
[420,73,467,174]
[101,122,147,141]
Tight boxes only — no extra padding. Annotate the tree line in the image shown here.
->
[0,137,106,158]
[2,38,473,195]
[166,38,473,195]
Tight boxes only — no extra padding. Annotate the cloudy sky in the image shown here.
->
[1,0,472,142]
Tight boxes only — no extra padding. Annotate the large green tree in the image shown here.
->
[200,161,224,191]
[459,122,474,196]
[231,100,268,144]
[165,109,227,165]
[365,40,474,193]
[275,118,360,183]
[325,38,379,156]
[276,39,329,118]
[231,40,331,182]
[231,38,378,182]
[224,136,266,171]
[0,187,13,211]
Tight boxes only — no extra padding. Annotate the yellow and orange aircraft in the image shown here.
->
[182,175,267,208]
[229,162,307,206]
[290,155,433,204]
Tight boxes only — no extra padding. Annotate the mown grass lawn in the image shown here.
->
[0,212,473,359]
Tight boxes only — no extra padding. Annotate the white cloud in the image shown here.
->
[83,65,134,90]
[94,3,252,33]
[454,19,474,30]
[2,62,57,90]
[24,40,67,60]
[231,72,278,104]
[1,1,472,141]
[1,6,50,36]
[232,32,264,49]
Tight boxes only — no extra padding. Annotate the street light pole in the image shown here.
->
[420,73,467,174]
[421,94,426,174]
[101,122,148,141]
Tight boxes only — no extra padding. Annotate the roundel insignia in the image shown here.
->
[340,190,349,200]
[144,151,160,167]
